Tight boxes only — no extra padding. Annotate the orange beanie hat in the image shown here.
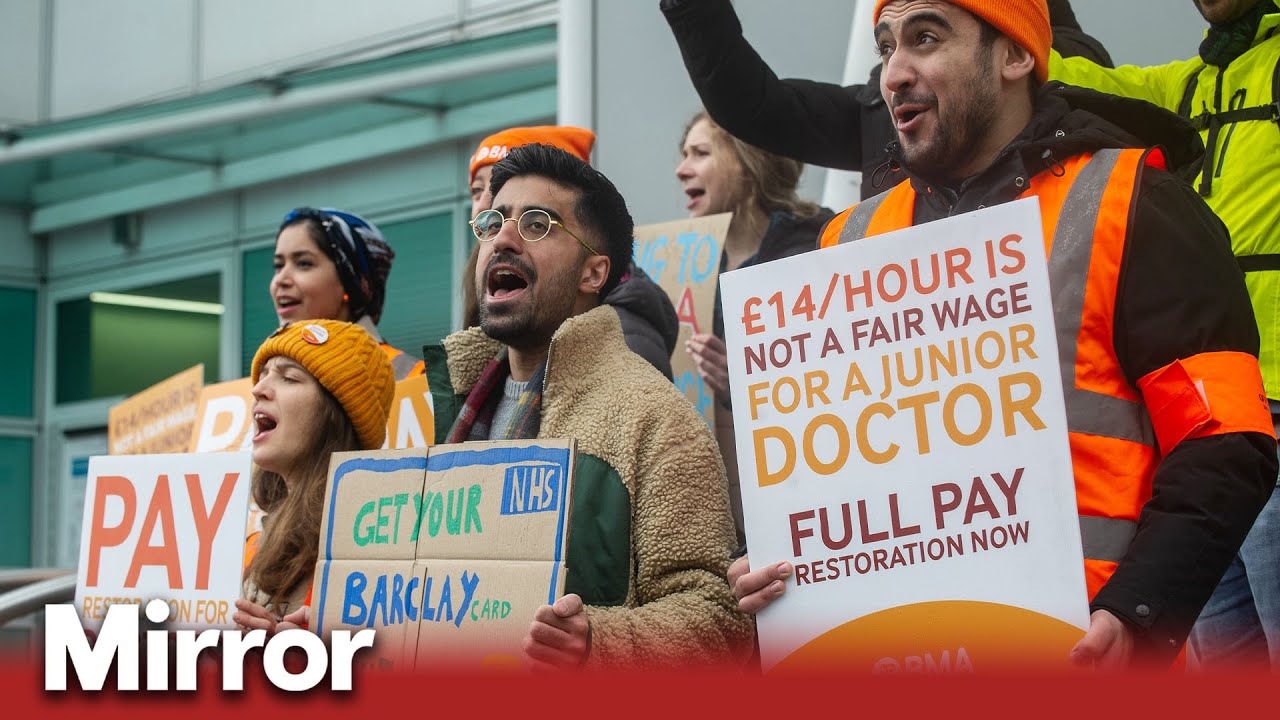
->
[469,125,596,183]
[874,0,1050,84]
[251,319,395,450]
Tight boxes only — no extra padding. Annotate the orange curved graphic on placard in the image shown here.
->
[774,601,1086,674]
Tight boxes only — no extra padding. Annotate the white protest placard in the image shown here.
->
[74,451,253,631]
[721,198,1088,672]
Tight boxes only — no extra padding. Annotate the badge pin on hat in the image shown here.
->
[300,323,329,345]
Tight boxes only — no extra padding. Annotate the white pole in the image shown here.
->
[557,0,595,136]
[819,0,878,211]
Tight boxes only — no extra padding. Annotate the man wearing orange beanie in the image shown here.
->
[726,0,1277,671]
[469,125,596,214]
[461,126,679,380]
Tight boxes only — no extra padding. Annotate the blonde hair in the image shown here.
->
[682,112,821,226]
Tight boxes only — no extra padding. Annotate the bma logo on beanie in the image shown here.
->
[472,144,510,166]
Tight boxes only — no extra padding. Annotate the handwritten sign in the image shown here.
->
[312,440,575,670]
[74,451,253,631]
[108,365,203,455]
[633,213,729,427]
[721,198,1088,672]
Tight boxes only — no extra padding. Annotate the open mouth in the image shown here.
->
[684,188,705,209]
[252,410,278,442]
[893,105,929,131]
[275,297,301,315]
[486,265,530,301]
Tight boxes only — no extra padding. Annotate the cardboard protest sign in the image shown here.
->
[412,442,574,669]
[312,448,429,669]
[312,440,575,670]
[74,451,253,631]
[720,198,1088,672]
[633,213,729,427]
[108,365,203,455]
[189,375,434,453]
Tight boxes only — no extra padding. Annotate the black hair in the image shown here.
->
[277,207,394,324]
[488,143,634,299]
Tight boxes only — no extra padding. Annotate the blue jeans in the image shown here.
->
[1187,454,1280,671]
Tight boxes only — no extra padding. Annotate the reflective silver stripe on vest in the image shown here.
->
[1078,514,1137,564]
[836,189,893,244]
[1048,149,1156,449]
[1051,149,1147,565]
[390,351,420,381]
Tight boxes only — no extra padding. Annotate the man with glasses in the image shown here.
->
[424,143,753,670]
[464,126,679,380]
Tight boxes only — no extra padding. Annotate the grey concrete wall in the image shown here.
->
[0,0,45,126]
[0,0,558,123]
[1073,0,1207,67]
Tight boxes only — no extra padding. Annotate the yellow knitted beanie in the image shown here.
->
[250,319,395,450]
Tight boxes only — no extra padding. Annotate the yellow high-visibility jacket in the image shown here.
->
[1050,4,1280,398]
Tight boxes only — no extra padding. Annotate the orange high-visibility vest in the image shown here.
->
[382,343,424,381]
[821,147,1273,601]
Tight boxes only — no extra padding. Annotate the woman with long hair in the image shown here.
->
[273,207,424,380]
[677,110,835,544]
[232,319,395,631]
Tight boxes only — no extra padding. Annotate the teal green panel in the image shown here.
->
[0,436,32,566]
[56,277,221,404]
[242,245,279,377]
[90,305,218,398]
[0,288,36,417]
[55,298,92,405]
[378,213,455,359]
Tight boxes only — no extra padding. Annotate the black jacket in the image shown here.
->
[891,82,1276,664]
[661,0,1116,199]
[609,263,680,380]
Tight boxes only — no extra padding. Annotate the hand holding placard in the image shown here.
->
[523,593,590,670]
[728,556,790,615]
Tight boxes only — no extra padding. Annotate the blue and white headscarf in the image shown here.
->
[280,207,395,323]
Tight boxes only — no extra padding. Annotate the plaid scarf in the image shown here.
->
[445,349,544,442]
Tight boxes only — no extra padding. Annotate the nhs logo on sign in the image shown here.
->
[500,463,562,515]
